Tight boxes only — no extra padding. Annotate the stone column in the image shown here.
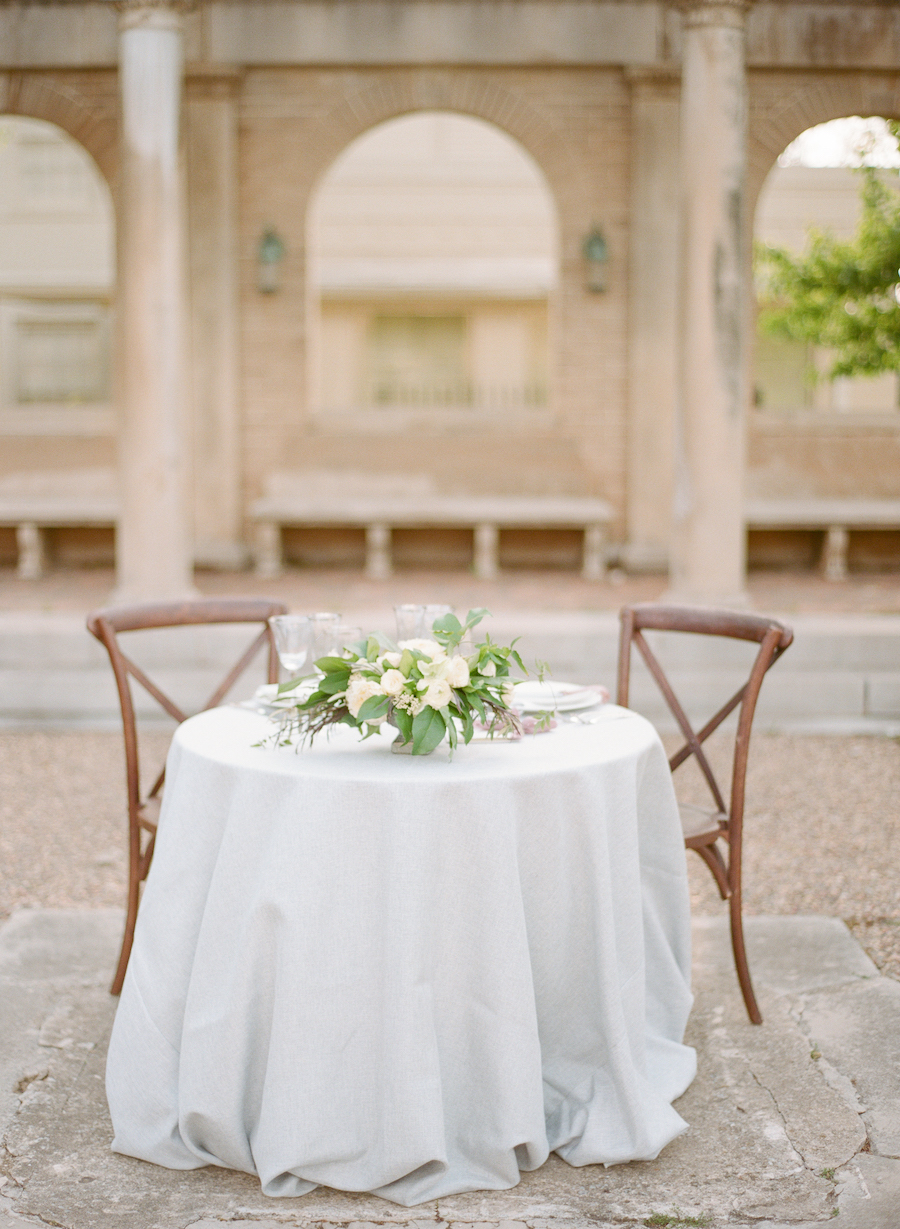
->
[669,0,749,604]
[115,0,194,600]
[186,68,246,570]
[624,67,680,574]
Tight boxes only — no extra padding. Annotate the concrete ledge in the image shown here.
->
[2,611,900,729]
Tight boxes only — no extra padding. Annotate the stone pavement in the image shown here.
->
[1,910,899,1229]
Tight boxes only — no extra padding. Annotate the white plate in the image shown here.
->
[512,681,604,713]
[253,682,314,709]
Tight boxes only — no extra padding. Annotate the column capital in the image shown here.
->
[115,0,192,33]
[680,0,749,32]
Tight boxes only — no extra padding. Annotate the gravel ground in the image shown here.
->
[1,725,898,979]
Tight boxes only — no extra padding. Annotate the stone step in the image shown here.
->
[1,610,899,732]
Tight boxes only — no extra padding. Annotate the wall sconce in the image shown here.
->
[257,226,285,293]
[582,226,609,293]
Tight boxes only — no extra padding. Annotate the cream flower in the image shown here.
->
[398,638,445,660]
[479,660,497,677]
[378,651,402,668]
[380,668,407,696]
[422,678,452,709]
[446,656,470,688]
[346,676,386,718]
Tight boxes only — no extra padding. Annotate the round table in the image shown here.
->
[106,703,696,1206]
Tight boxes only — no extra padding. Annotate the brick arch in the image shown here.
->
[749,71,900,208]
[0,71,117,186]
[303,69,587,236]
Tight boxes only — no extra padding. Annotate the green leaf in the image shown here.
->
[464,607,489,631]
[399,648,416,677]
[317,677,348,698]
[277,679,305,695]
[357,694,389,721]
[432,612,461,636]
[412,705,446,754]
[314,656,351,676]
[392,706,413,741]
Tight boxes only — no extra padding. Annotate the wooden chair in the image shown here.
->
[616,604,793,1024]
[87,598,288,994]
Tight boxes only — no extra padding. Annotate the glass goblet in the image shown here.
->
[335,625,365,658]
[309,612,342,670]
[269,615,312,678]
[394,604,424,642]
[422,604,453,634]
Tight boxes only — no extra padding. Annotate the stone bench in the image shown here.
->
[0,470,118,579]
[745,498,900,580]
[250,474,613,580]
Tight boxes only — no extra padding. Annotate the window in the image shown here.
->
[14,316,108,403]
[367,315,467,406]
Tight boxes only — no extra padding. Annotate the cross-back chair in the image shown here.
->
[87,597,288,995]
[616,604,793,1024]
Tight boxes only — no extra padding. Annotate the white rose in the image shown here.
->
[423,678,452,709]
[346,676,385,718]
[380,668,407,696]
[378,652,402,668]
[480,660,496,677]
[446,656,470,687]
[398,638,445,660]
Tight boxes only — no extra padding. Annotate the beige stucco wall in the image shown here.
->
[0,6,899,574]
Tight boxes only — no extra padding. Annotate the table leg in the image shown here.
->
[17,521,47,580]
[366,522,392,579]
[253,521,283,577]
[582,523,607,580]
[474,522,499,579]
[821,524,848,582]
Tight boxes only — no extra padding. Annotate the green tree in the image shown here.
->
[756,156,900,380]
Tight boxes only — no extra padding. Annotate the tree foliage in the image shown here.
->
[756,155,900,380]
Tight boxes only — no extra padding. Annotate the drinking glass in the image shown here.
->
[335,625,364,657]
[394,604,424,642]
[422,604,453,634]
[269,615,312,677]
[309,612,342,668]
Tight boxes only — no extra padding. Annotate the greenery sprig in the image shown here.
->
[269,608,527,757]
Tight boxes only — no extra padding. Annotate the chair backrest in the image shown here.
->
[87,597,288,813]
[616,604,793,829]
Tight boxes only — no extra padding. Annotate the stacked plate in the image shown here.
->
[511,681,606,714]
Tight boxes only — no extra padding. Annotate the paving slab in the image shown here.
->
[0,909,896,1229]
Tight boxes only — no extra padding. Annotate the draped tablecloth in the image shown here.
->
[106,703,695,1206]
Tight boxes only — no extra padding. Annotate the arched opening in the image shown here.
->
[307,111,558,425]
[755,116,899,417]
[0,115,116,570]
[750,116,900,574]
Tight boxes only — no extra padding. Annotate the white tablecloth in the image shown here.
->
[106,703,695,1206]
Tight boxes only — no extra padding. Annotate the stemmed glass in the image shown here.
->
[309,612,342,671]
[394,604,454,642]
[269,615,312,678]
[394,604,424,642]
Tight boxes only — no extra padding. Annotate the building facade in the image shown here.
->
[0,0,898,598]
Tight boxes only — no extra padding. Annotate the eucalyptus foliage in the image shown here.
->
[272,608,526,757]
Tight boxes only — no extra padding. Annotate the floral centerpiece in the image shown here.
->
[271,608,527,756]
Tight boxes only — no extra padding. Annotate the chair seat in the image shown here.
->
[679,801,727,841]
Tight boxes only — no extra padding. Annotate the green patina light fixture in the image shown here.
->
[582,226,609,293]
[257,226,286,293]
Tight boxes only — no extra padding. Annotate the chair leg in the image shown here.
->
[729,891,762,1025]
[110,870,140,996]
